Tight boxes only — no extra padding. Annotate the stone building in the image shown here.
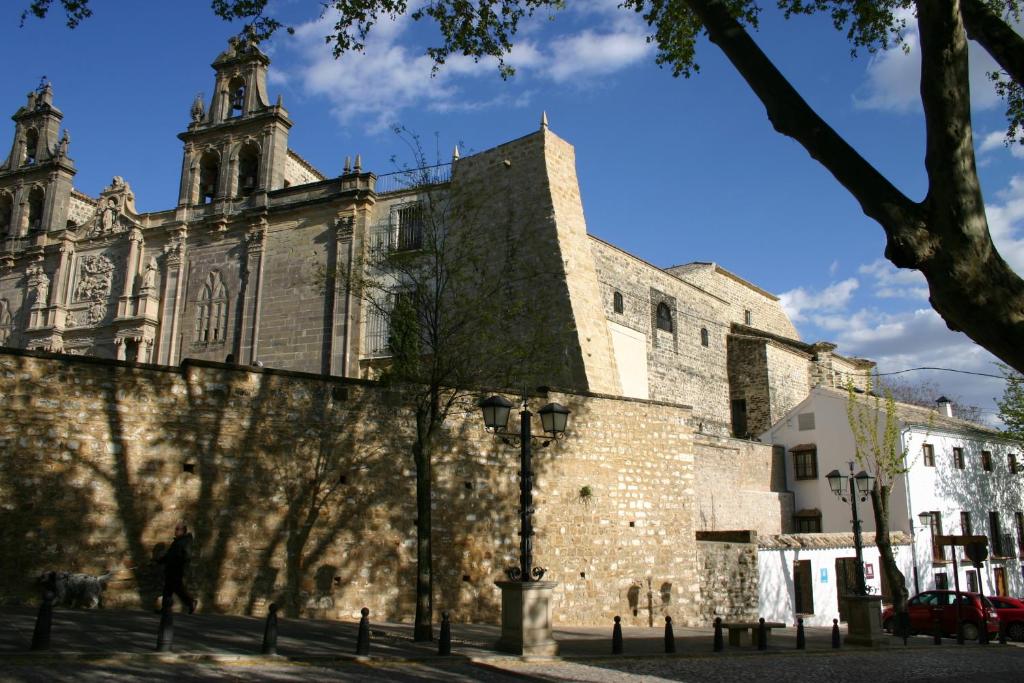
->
[0,36,871,439]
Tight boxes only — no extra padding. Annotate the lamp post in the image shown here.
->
[826,462,875,596]
[480,392,570,656]
[480,393,570,582]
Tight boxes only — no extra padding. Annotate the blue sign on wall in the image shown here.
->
[820,568,829,583]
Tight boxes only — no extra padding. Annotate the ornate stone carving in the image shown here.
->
[26,263,49,308]
[142,256,158,291]
[73,253,117,324]
[0,299,13,345]
[84,177,139,239]
[191,93,205,123]
[246,218,267,253]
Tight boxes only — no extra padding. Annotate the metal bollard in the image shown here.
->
[757,617,767,651]
[713,617,723,652]
[261,603,279,655]
[796,617,805,650]
[999,619,1008,645]
[156,595,174,652]
[30,590,55,651]
[612,615,623,654]
[438,611,452,656]
[933,614,942,645]
[664,616,676,653]
[831,619,840,649]
[356,607,370,656]
[899,611,911,646]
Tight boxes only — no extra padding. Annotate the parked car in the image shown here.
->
[986,596,1024,641]
[882,590,1000,641]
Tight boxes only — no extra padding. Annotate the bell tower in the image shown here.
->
[177,34,291,210]
[0,81,75,239]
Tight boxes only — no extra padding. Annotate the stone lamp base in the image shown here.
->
[844,594,888,647]
[495,580,559,656]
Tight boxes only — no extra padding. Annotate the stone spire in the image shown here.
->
[452,145,460,161]
[540,111,548,130]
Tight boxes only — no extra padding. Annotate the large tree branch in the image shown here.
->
[914,0,1024,372]
[684,0,925,241]
[961,0,1024,84]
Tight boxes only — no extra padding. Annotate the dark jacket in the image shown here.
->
[159,533,193,578]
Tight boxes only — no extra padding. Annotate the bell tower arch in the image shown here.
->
[177,34,291,210]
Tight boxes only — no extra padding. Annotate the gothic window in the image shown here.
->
[700,327,709,347]
[23,128,38,165]
[655,302,673,333]
[237,142,260,196]
[194,271,228,343]
[199,151,220,204]
[229,76,246,117]
[0,193,12,235]
[27,186,45,232]
[0,299,12,346]
[613,291,623,314]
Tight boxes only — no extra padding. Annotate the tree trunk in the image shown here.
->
[871,483,909,615]
[412,403,434,641]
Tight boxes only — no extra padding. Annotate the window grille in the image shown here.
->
[195,271,228,343]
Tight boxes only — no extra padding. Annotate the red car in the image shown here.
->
[882,590,1000,641]
[987,596,1024,641]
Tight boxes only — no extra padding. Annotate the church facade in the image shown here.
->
[0,36,872,442]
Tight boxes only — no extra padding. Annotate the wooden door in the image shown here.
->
[836,557,859,622]
[994,567,1008,597]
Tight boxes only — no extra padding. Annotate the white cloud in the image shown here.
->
[801,305,1005,424]
[778,278,859,322]
[274,5,651,132]
[986,175,1024,275]
[978,129,1024,159]
[854,11,1001,112]
[857,259,928,300]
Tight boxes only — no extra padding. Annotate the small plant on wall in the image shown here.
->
[578,485,593,505]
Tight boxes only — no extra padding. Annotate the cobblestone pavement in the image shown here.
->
[2,647,1023,682]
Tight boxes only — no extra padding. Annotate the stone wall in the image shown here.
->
[589,238,733,433]
[692,433,793,535]
[0,348,781,627]
[696,535,759,624]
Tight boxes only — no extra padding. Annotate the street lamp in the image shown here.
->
[480,392,570,582]
[826,462,875,596]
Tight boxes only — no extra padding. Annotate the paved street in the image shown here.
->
[1,607,1022,681]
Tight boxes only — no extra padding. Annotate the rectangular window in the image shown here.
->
[990,511,1004,556]
[393,203,424,251]
[744,309,752,326]
[929,511,946,562]
[1016,512,1024,559]
[794,512,822,533]
[1010,453,1018,474]
[982,450,993,472]
[935,572,949,590]
[961,511,972,536]
[793,560,814,614]
[730,399,748,439]
[922,443,935,467]
[966,570,979,593]
[793,447,818,480]
[953,447,965,470]
[797,412,815,431]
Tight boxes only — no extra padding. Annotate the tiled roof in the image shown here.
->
[759,531,911,550]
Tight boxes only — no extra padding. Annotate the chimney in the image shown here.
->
[936,396,953,418]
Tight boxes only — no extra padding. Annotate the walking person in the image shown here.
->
[158,520,197,614]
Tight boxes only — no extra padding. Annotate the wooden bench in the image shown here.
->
[721,621,786,647]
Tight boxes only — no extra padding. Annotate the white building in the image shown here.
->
[761,386,1024,612]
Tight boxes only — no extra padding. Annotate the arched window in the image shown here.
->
[0,193,13,236]
[27,186,45,232]
[229,76,246,117]
[700,327,709,347]
[613,291,624,314]
[23,128,38,165]
[237,142,260,196]
[199,151,220,204]
[656,302,673,333]
[194,271,228,343]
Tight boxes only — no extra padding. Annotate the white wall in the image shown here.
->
[758,543,913,627]
[608,320,649,400]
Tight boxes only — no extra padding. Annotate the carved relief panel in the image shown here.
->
[67,250,123,328]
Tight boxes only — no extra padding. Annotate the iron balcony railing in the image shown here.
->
[374,162,451,195]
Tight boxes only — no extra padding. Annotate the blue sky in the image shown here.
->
[1,1,1022,422]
